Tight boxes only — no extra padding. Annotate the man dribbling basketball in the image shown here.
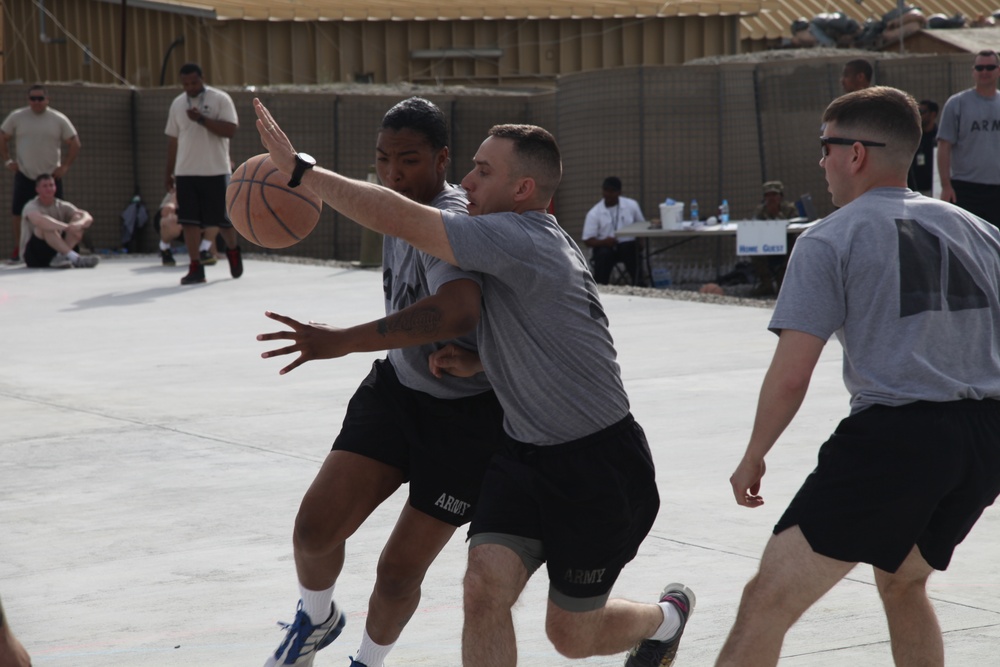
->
[259,98,505,667]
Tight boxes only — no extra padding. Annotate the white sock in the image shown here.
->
[199,239,212,252]
[649,601,682,642]
[66,250,80,261]
[355,628,395,667]
[160,241,171,251]
[299,584,335,625]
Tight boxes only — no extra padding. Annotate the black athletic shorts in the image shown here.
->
[332,358,505,527]
[469,414,659,611]
[952,180,1000,227]
[13,171,63,215]
[775,399,1000,573]
[23,234,57,268]
[175,174,232,228]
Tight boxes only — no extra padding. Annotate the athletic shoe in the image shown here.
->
[264,601,345,667]
[623,583,696,667]
[348,658,369,667]
[180,261,205,285]
[71,254,100,268]
[49,253,72,269]
[161,248,176,266]
[227,246,243,278]
[199,249,218,265]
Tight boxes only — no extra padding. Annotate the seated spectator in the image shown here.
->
[20,173,98,268]
[155,189,219,267]
[582,176,645,285]
[750,180,798,296]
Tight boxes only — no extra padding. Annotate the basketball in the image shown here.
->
[226,154,322,248]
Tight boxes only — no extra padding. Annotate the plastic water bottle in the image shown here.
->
[720,199,730,224]
[690,199,699,224]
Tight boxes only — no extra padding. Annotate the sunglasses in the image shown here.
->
[28,96,46,102]
[974,64,998,72]
[820,136,887,158]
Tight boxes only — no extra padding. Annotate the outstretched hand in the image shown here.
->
[253,98,297,177]
[257,310,347,375]
[730,455,767,508]
[428,343,484,379]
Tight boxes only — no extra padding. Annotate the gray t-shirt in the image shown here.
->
[771,187,1000,414]
[937,88,1000,185]
[385,183,491,399]
[442,208,629,444]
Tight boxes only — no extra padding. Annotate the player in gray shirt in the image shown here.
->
[720,86,1000,667]
[259,98,505,667]
[936,49,1000,227]
[254,102,694,667]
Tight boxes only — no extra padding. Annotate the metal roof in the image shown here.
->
[129,0,768,21]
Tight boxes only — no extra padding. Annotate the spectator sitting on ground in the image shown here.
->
[20,173,98,268]
[155,189,222,267]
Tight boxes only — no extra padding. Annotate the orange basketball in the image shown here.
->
[226,154,322,248]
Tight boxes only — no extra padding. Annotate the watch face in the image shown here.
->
[298,153,316,166]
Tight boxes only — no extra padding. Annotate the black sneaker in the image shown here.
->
[161,248,176,266]
[624,583,696,667]
[199,249,218,265]
[180,261,205,285]
[227,246,243,279]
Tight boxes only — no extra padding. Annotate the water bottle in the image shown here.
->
[690,199,699,224]
[720,199,730,224]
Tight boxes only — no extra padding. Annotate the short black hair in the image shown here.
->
[823,86,920,166]
[28,84,47,95]
[976,49,999,64]
[602,176,622,191]
[179,63,203,77]
[843,59,873,82]
[380,97,448,151]
[35,173,55,184]
[918,99,939,114]
[488,124,563,198]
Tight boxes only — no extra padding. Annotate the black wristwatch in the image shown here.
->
[288,152,316,188]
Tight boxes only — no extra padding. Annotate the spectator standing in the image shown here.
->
[908,99,938,194]
[840,59,873,93]
[937,50,1000,228]
[582,176,645,285]
[21,173,98,269]
[164,62,243,284]
[0,84,80,263]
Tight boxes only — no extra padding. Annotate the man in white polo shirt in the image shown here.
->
[582,176,645,285]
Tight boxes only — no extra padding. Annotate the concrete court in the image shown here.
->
[1,254,999,667]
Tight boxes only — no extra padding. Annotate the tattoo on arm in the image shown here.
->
[376,305,443,338]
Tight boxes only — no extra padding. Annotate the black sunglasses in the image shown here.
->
[820,136,887,158]
[28,96,46,102]
[974,64,998,72]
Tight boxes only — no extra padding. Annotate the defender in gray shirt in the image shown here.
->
[259,98,505,667]
[254,102,694,667]
[721,87,1000,667]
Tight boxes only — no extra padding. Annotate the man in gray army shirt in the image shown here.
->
[937,49,1000,227]
[258,98,505,667]
[254,99,694,667]
[720,86,1000,666]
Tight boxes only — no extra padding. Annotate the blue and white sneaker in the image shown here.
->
[348,657,369,666]
[264,600,346,667]
[623,583,696,667]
